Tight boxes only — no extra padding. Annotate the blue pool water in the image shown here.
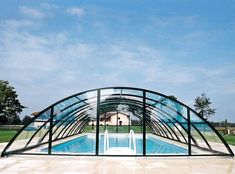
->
[45,134,187,155]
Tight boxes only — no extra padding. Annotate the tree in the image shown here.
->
[11,116,22,125]
[194,93,215,120]
[168,95,177,101]
[0,80,25,124]
[0,115,8,124]
[22,115,32,125]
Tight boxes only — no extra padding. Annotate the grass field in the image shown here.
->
[0,130,17,143]
[223,135,235,146]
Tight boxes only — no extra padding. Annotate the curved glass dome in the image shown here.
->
[1,87,233,157]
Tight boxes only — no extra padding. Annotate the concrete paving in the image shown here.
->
[1,143,235,174]
[0,155,235,174]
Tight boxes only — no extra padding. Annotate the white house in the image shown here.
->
[90,112,131,126]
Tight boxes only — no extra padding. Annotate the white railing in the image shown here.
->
[104,130,136,155]
[129,130,136,154]
[104,130,109,154]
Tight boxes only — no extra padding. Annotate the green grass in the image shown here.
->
[222,135,235,146]
[0,130,17,143]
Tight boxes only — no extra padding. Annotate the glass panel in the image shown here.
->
[146,92,188,120]
[99,88,143,155]
[6,108,51,154]
[121,88,143,97]
[50,91,97,155]
[146,104,188,143]
[54,96,79,112]
[146,92,188,155]
[190,111,230,155]
[172,122,189,143]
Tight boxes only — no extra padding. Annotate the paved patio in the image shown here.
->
[1,143,235,174]
[0,155,235,174]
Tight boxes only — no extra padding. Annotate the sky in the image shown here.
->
[0,0,235,122]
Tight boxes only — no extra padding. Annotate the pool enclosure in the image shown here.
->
[1,87,234,157]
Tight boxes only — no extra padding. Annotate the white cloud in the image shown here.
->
[196,65,235,95]
[94,44,195,86]
[40,2,59,10]
[1,24,234,92]
[144,65,195,85]
[0,15,235,119]
[151,15,198,28]
[66,7,85,17]
[0,31,57,82]
[2,19,34,29]
[20,6,46,18]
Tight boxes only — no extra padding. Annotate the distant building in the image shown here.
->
[32,111,131,129]
[31,112,40,117]
[31,111,49,128]
[90,112,131,126]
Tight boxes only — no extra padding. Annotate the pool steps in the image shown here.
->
[104,130,137,155]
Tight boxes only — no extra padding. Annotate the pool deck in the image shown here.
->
[0,144,235,174]
[0,155,235,174]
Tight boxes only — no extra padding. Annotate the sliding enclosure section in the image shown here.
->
[145,92,189,156]
[98,88,143,155]
[50,91,98,155]
[190,111,233,156]
[3,109,51,155]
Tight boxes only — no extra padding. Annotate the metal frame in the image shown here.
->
[1,87,234,157]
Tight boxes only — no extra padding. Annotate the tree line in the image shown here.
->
[210,120,235,127]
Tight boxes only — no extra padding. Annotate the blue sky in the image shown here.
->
[0,1,235,121]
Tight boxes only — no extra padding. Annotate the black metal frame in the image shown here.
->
[1,87,234,157]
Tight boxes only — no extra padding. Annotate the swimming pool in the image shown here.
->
[44,134,187,155]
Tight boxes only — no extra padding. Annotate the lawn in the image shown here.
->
[0,130,17,143]
[223,135,235,146]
